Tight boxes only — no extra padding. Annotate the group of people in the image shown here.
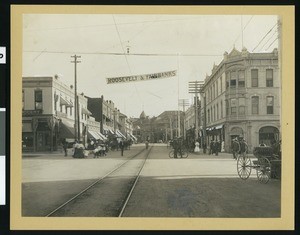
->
[209,140,221,156]
[61,138,132,158]
[231,137,248,159]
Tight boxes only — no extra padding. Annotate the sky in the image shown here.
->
[22,14,278,118]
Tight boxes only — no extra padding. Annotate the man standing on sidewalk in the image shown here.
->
[120,140,124,156]
[62,139,68,157]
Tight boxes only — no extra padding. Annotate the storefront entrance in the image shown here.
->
[36,131,51,151]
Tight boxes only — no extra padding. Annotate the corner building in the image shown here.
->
[200,47,280,153]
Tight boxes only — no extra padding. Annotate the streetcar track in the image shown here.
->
[118,145,153,217]
[46,146,150,217]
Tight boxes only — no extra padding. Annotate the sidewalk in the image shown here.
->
[22,145,143,159]
[188,150,254,159]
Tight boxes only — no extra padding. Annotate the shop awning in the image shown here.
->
[116,130,126,139]
[129,133,137,141]
[88,130,100,140]
[60,96,73,107]
[206,125,223,131]
[109,129,115,135]
[81,107,92,115]
[98,132,107,140]
[59,121,75,139]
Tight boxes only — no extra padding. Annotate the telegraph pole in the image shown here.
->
[188,81,204,142]
[179,99,189,141]
[71,55,81,142]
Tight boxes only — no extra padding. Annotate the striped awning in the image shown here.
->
[81,107,92,115]
[116,130,126,139]
[60,96,73,107]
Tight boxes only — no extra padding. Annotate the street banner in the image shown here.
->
[106,70,177,84]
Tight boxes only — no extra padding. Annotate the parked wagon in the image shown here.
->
[237,144,281,184]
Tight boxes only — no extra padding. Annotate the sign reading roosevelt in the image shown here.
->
[106,70,177,84]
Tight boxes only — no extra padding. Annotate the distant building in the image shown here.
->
[22,75,91,152]
[132,110,184,143]
[200,47,280,152]
[86,95,136,142]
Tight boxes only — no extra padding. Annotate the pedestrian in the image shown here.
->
[145,140,149,149]
[214,141,220,156]
[120,140,124,156]
[62,139,68,157]
[209,141,214,155]
[173,138,178,158]
[194,141,200,153]
[203,142,207,154]
[239,137,248,156]
[232,137,240,159]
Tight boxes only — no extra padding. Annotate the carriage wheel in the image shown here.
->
[257,157,271,183]
[237,154,252,180]
[181,149,189,158]
[169,150,174,158]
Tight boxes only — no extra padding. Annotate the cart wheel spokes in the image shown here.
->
[257,157,271,183]
[237,155,252,180]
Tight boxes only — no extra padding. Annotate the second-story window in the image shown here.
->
[34,90,43,110]
[252,96,259,114]
[239,98,245,115]
[266,69,273,87]
[231,98,237,115]
[266,96,274,114]
[207,109,210,123]
[230,71,237,88]
[251,69,258,87]
[221,100,223,118]
[238,70,245,87]
[225,100,229,116]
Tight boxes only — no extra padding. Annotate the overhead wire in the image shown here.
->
[112,15,143,107]
[265,37,278,51]
[23,50,222,57]
[252,22,278,52]
[233,15,254,46]
[258,29,278,52]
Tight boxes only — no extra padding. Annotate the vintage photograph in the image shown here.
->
[10,6,294,230]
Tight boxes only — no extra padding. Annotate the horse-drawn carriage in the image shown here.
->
[237,142,281,183]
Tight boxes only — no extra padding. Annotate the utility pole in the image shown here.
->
[71,55,81,142]
[188,81,204,142]
[179,99,189,141]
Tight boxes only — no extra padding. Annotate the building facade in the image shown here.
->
[22,75,91,152]
[200,47,280,152]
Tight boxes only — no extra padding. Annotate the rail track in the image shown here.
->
[46,145,153,217]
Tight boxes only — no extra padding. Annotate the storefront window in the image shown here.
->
[22,132,34,148]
